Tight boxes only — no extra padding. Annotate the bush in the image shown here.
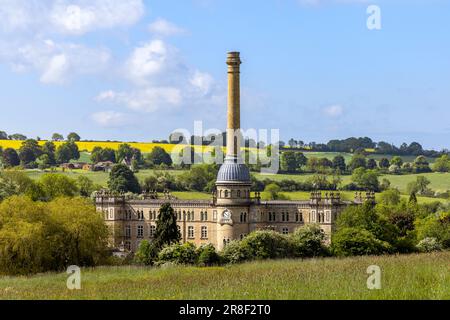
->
[241,230,293,260]
[221,240,252,264]
[197,244,220,267]
[289,224,328,258]
[416,237,443,252]
[158,242,198,265]
[134,240,159,266]
[331,227,392,257]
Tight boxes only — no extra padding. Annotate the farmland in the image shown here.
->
[0,251,448,300]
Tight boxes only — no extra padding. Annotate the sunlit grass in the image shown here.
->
[0,252,448,300]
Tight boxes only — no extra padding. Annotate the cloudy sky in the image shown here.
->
[0,0,449,149]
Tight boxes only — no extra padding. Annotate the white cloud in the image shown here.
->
[1,39,111,84]
[91,110,130,127]
[148,18,187,37]
[96,38,223,115]
[97,87,183,113]
[0,0,145,35]
[323,104,344,117]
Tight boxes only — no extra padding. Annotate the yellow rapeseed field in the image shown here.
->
[0,140,223,154]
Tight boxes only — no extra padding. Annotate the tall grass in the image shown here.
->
[0,252,448,300]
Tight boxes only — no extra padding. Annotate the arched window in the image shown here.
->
[225,190,229,198]
[237,190,241,198]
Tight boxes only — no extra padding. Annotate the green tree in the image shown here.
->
[147,146,173,166]
[107,164,141,194]
[348,154,367,171]
[67,132,81,142]
[41,141,56,166]
[378,189,401,206]
[413,156,431,173]
[134,240,159,265]
[77,176,96,197]
[55,141,79,164]
[281,151,299,173]
[2,148,20,167]
[332,155,346,173]
[367,158,377,170]
[379,158,390,169]
[0,131,8,140]
[351,168,380,191]
[264,183,283,200]
[331,227,391,257]
[289,224,327,257]
[18,139,42,166]
[390,156,403,167]
[39,174,79,201]
[432,155,450,173]
[154,203,181,249]
[51,133,64,141]
[406,176,432,196]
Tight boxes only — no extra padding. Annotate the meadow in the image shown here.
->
[0,251,448,300]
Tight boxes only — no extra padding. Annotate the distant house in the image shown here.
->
[82,164,94,171]
[61,162,86,170]
[94,161,115,172]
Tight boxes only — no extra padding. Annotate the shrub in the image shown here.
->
[158,242,198,265]
[331,227,392,257]
[416,237,442,252]
[241,230,293,260]
[289,224,328,258]
[134,240,159,266]
[197,244,220,267]
[221,240,252,264]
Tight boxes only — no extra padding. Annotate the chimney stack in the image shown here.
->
[226,52,242,159]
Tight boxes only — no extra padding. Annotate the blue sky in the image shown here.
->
[0,0,449,149]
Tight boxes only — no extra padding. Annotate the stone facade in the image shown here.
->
[95,191,375,252]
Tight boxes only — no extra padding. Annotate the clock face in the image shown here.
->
[222,209,232,220]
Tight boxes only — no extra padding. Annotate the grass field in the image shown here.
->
[256,172,450,193]
[0,252,448,300]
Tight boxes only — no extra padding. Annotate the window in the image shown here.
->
[237,190,241,198]
[125,241,131,251]
[225,190,229,198]
[201,226,208,239]
[295,212,300,222]
[213,210,218,221]
[240,212,247,223]
[188,226,195,239]
[149,225,156,238]
[269,212,276,222]
[240,234,247,240]
[125,225,131,238]
[201,211,208,221]
[281,212,286,222]
[282,228,289,235]
[286,212,290,222]
[137,225,144,238]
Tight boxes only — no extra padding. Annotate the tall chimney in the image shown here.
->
[226,52,241,159]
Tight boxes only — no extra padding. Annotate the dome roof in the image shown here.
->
[216,158,251,184]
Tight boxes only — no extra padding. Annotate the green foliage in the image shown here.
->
[56,141,80,164]
[19,139,42,167]
[0,170,38,201]
[416,237,443,252]
[378,189,401,206]
[154,203,181,249]
[415,212,450,248]
[115,144,142,164]
[90,147,116,163]
[158,242,198,265]
[177,164,218,192]
[147,146,173,166]
[263,183,284,200]
[289,224,328,257]
[0,196,109,275]
[332,155,346,173]
[2,148,20,167]
[281,151,307,173]
[348,154,367,171]
[67,132,81,142]
[406,176,432,196]
[197,244,221,266]
[379,158,390,169]
[134,240,159,266]
[433,155,450,173]
[39,174,79,201]
[107,164,141,194]
[77,175,96,197]
[331,227,392,256]
[238,230,292,260]
[390,156,403,167]
[351,168,380,191]
[52,133,64,141]
[221,240,252,264]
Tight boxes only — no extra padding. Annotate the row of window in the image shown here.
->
[266,211,303,223]
[219,189,249,199]
[125,225,209,240]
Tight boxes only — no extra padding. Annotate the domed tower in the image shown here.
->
[216,52,252,250]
